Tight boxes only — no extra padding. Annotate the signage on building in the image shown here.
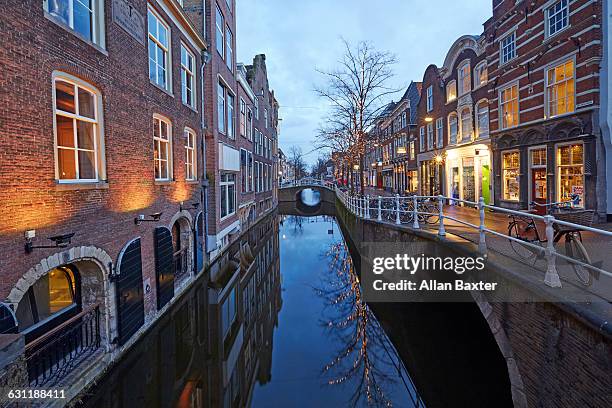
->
[112,0,145,45]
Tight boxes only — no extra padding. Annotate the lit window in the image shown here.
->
[227,93,235,138]
[409,141,415,160]
[502,151,520,201]
[547,0,569,37]
[225,26,233,70]
[446,80,457,102]
[557,144,584,204]
[448,113,458,145]
[435,118,443,148]
[500,84,519,129]
[217,82,225,133]
[476,101,489,138]
[419,126,425,152]
[181,44,196,108]
[458,62,471,95]
[148,8,170,90]
[220,173,236,218]
[185,129,196,181]
[153,116,172,180]
[215,5,224,56]
[460,108,472,142]
[426,86,433,112]
[500,32,516,65]
[45,0,101,44]
[474,63,488,88]
[54,76,101,181]
[547,59,574,117]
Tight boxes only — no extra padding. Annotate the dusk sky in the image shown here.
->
[237,0,492,165]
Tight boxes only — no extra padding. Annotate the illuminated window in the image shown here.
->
[154,116,172,180]
[474,62,488,88]
[500,84,519,129]
[446,80,457,103]
[458,62,471,95]
[557,143,584,204]
[148,7,170,90]
[16,267,78,333]
[502,151,520,201]
[460,108,472,142]
[436,118,443,148]
[546,59,574,117]
[500,32,516,65]
[448,113,458,145]
[53,76,102,181]
[419,126,425,152]
[547,0,569,37]
[185,129,196,181]
[476,101,489,138]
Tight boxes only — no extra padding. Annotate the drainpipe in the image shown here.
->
[601,0,612,221]
[201,50,211,260]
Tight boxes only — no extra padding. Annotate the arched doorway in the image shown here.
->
[170,216,193,291]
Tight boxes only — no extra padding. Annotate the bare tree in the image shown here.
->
[315,39,398,194]
[288,145,306,182]
[310,155,330,179]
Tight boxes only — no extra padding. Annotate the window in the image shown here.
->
[460,108,472,142]
[54,77,101,181]
[427,123,434,150]
[474,63,488,88]
[45,0,101,44]
[220,173,236,218]
[546,59,574,117]
[476,101,489,138]
[446,80,457,102]
[247,107,253,140]
[401,112,407,128]
[448,113,458,145]
[557,143,584,204]
[458,62,471,95]
[435,118,443,148]
[225,0,233,10]
[220,286,236,337]
[500,32,516,64]
[227,93,235,138]
[426,86,433,112]
[254,99,259,120]
[217,82,225,133]
[185,129,196,181]
[419,127,425,152]
[409,141,415,160]
[500,84,519,129]
[215,5,224,56]
[181,44,196,108]
[239,98,246,137]
[502,151,520,201]
[148,8,170,90]
[547,0,569,37]
[225,26,233,70]
[154,116,172,180]
[16,267,78,332]
[248,152,254,191]
[264,109,268,128]
[240,149,248,192]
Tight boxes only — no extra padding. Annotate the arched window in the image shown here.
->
[448,113,458,145]
[476,101,489,139]
[460,108,472,142]
[16,267,79,335]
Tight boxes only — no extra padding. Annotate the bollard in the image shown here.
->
[543,215,562,287]
[412,195,420,229]
[395,194,401,225]
[478,197,487,254]
[437,195,446,236]
[377,196,382,221]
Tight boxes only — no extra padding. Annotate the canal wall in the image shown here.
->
[334,197,611,408]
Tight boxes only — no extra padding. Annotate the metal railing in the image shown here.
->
[25,304,101,387]
[335,186,612,289]
[280,178,335,190]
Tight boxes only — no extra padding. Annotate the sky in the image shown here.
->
[237,0,492,166]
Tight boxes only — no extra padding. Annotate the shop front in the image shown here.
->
[418,151,445,197]
[444,143,492,204]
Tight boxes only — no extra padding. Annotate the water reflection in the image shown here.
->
[299,188,322,206]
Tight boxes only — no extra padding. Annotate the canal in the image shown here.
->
[77,206,512,407]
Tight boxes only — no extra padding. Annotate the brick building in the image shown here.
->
[236,63,256,230]
[485,0,607,216]
[0,0,207,390]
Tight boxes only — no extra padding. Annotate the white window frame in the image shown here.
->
[476,100,489,139]
[419,127,425,152]
[185,128,196,181]
[180,43,196,108]
[474,62,488,89]
[246,107,253,140]
[460,107,472,142]
[225,25,233,71]
[52,72,105,182]
[545,57,575,118]
[446,80,457,103]
[500,32,516,65]
[545,0,570,38]
[426,86,433,112]
[502,150,520,202]
[215,5,224,57]
[458,61,471,96]
[227,92,235,139]
[43,0,104,47]
[555,141,584,204]
[435,118,443,148]
[426,123,434,150]
[499,83,519,130]
[153,115,173,181]
[148,6,171,91]
[217,82,226,134]
[448,113,458,145]
[220,173,236,219]
[264,108,268,128]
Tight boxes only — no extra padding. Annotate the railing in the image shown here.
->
[280,178,335,190]
[25,304,101,387]
[335,186,612,289]
[174,247,189,281]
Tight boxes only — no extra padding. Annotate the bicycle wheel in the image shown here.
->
[565,236,593,286]
[508,223,537,260]
[422,203,439,224]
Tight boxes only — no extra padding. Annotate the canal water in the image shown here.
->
[78,207,512,408]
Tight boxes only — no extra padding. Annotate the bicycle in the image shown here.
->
[507,195,596,286]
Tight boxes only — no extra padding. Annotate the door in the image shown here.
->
[532,169,547,214]
[116,238,145,345]
[482,165,491,205]
[154,227,175,310]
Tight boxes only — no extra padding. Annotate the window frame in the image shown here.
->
[500,31,517,65]
[545,57,575,119]
[220,173,236,220]
[217,82,226,134]
[43,0,104,47]
[499,83,519,130]
[148,6,171,91]
[556,142,584,205]
[476,100,489,139]
[184,128,197,181]
[52,72,105,183]
[457,61,471,96]
[448,113,458,145]
[474,62,488,89]
[225,25,233,71]
[180,43,196,108]
[419,126,425,152]
[435,118,443,148]
[502,150,520,202]
[545,0,570,38]
[215,5,224,57]
[426,123,434,151]
[460,107,472,142]
[227,92,235,139]
[426,86,433,112]
[153,115,173,181]
[446,80,457,103]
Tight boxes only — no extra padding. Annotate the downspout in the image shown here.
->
[601,0,612,221]
[200,50,211,260]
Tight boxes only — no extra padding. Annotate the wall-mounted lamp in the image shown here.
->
[25,232,75,254]
[179,201,201,212]
[425,117,433,123]
[134,212,163,225]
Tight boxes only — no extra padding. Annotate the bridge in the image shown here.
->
[280,178,611,408]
